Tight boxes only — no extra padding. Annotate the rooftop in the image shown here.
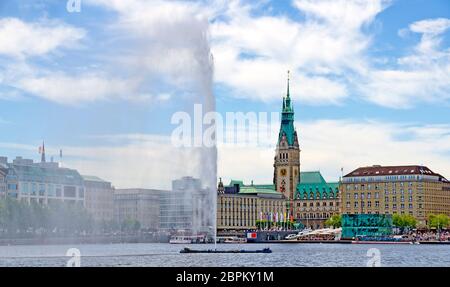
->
[344,165,445,178]
[296,171,339,199]
[300,171,327,184]
[8,163,84,186]
[227,180,278,195]
[82,175,108,183]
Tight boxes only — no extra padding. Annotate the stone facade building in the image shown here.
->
[217,179,286,232]
[294,171,340,229]
[83,175,114,223]
[340,165,450,226]
[3,156,85,206]
[114,188,165,231]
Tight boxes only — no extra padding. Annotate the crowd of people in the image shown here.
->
[404,230,450,242]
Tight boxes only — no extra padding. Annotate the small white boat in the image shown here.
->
[223,237,247,244]
[169,235,207,244]
[285,228,313,240]
[170,236,192,244]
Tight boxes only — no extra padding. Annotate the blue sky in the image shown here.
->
[0,0,449,189]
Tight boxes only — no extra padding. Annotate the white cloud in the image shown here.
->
[0,18,85,59]
[363,17,450,108]
[409,18,450,35]
[210,1,450,109]
[85,0,214,100]
[209,0,389,104]
[1,1,215,105]
[17,73,137,105]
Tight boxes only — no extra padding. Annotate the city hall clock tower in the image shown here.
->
[273,71,300,213]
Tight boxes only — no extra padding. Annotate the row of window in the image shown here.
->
[345,201,419,209]
[18,182,84,198]
[347,191,414,200]
[298,213,333,219]
[297,192,339,200]
[345,182,419,191]
[296,201,339,207]
[347,211,415,216]
[219,219,252,227]
[344,175,422,183]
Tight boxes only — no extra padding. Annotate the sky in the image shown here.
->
[0,0,449,189]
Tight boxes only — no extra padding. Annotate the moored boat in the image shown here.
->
[169,235,208,244]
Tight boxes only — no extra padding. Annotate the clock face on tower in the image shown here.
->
[280,169,287,176]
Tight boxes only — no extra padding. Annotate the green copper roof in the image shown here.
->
[228,180,277,195]
[229,180,244,187]
[296,171,339,200]
[300,171,327,184]
[239,185,278,195]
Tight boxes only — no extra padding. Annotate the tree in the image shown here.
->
[428,214,450,230]
[393,214,417,233]
[325,215,342,228]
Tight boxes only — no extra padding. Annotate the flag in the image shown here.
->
[284,212,287,222]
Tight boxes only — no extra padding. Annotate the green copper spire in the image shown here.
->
[278,71,296,146]
[287,70,290,99]
[284,70,292,112]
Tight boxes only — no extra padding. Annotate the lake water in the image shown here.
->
[0,243,449,267]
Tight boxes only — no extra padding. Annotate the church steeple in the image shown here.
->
[274,71,301,205]
[286,71,290,106]
[283,71,293,112]
[278,71,295,146]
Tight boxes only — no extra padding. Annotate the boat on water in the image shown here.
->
[285,228,314,240]
[216,236,247,243]
[169,235,207,244]
[180,247,272,254]
[170,236,192,244]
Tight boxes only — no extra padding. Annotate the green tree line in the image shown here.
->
[0,197,93,238]
[0,197,145,238]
